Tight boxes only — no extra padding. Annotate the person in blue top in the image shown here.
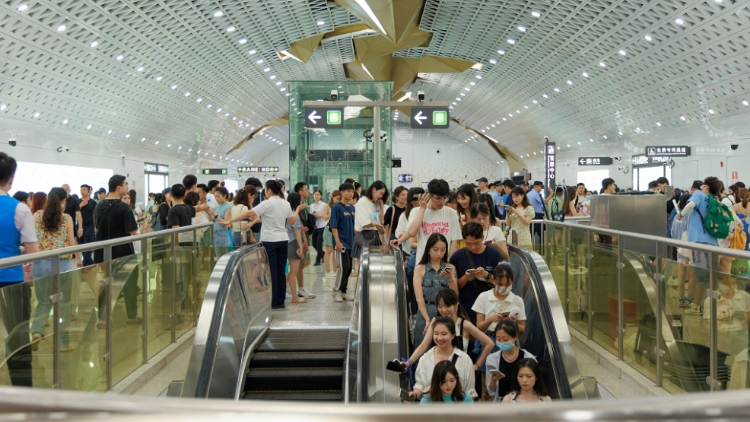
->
[419,360,474,403]
[676,176,721,315]
[0,152,39,386]
[330,182,356,302]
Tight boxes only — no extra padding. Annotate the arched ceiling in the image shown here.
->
[0,0,748,170]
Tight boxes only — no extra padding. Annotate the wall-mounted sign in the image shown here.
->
[237,166,280,173]
[545,141,556,188]
[202,168,227,175]
[398,174,413,183]
[304,107,344,129]
[645,146,691,157]
[577,157,613,166]
[144,163,169,174]
[631,154,669,168]
[410,107,450,128]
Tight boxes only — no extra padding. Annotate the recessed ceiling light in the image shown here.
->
[178,146,182,150]
[567,144,571,148]
[517,26,526,32]
[225,113,230,117]
[675,18,684,25]
[489,59,497,64]
[603,135,607,139]
[206,104,211,108]
[62,118,68,124]
[507,39,515,44]
[238,38,247,44]
[232,116,237,120]
[619,49,627,56]
[141,138,146,142]
[184,92,190,96]
[656,122,662,127]
[582,72,589,77]
[577,141,582,145]
[86,124,92,130]
[743,100,749,106]
[599,61,606,67]
[0,104,6,111]
[155,141,159,145]
[270,75,277,79]
[566,80,573,85]
[248,49,257,55]
[213,10,224,17]
[90,40,99,48]
[680,115,686,121]
[589,139,594,142]
[188,148,192,152]
[136,66,144,72]
[275,81,282,86]
[460,92,466,96]
[476,75,482,79]
[197,149,201,153]
[554,87,560,92]
[171,84,177,89]
[196,98,202,103]
[167,144,171,148]
[455,97,461,101]
[532,100,538,104]
[107,129,112,134]
[645,34,653,42]
[125,133,130,138]
[226,26,236,32]
[464,87,470,91]
[256,59,264,64]
[56,24,67,32]
[497,50,505,55]
[32,111,40,118]
[216,108,222,112]
[317,20,325,25]
[116,54,124,61]
[280,87,286,91]
[708,108,715,114]
[531,11,541,18]
[452,102,457,105]
[155,75,163,81]
[17,4,28,12]
[263,67,270,72]
[542,94,548,98]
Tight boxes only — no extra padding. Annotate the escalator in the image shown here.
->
[242,328,348,401]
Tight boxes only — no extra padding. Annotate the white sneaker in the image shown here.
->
[285,292,292,301]
[333,291,344,302]
[342,293,355,301]
[298,288,316,299]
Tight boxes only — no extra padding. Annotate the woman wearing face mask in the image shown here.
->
[485,319,536,402]
[413,234,458,345]
[409,317,476,401]
[502,358,551,403]
[505,187,535,249]
[470,203,509,260]
[420,360,474,403]
[456,184,478,229]
[405,289,494,372]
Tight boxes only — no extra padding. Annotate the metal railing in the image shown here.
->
[0,223,214,391]
[533,219,750,393]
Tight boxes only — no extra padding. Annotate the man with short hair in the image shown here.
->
[96,188,107,200]
[330,183,356,302]
[527,181,546,243]
[519,181,529,192]
[492,181,505,218]
[79,184,97,266]
[62,184,84,240]
[0,152,38,386]
[601,178,616,195]
[476,177,491,195]
[94,175,139,326]
[206,180,220,209]
[502,180,515,209]
[167,184,195,315]
[449,222,503,325]
[656,177,670,194]
[407,179,462,260]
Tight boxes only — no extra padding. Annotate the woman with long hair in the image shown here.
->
[485,319,536,402]
[502,358,551,402]
[285,192,308,304]
[31,191,47,214]
[420,360,474,403]
[212,187,233,256]
[413,234,457,345]
[505,187,535,249]
[733,188,750,251]
[353,181,387,257]
[470,203,509,260]
[477,193,500,227]
[30,188,81,351]
[456,184,478,229]
[565,186,580,217]
[384,186,408,243]
[310,189,328,266]
[323,190,341,277]
[228,186,258,247]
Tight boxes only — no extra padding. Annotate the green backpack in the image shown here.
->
[696,195,734,239]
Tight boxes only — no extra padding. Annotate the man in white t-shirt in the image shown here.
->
[408,179,462,260]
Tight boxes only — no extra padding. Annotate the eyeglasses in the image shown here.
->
[432,196,447,203]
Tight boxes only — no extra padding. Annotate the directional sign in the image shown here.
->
[202,168,227,175]
[645,146,691,157]
[577,157,613,166]
[545,141,556,190]
[304,107,344,129]
[238,166,280,173]
[410,107,450,128]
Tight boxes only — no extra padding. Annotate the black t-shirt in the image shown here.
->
[167,203,195,228]
[251,194,261,233]
[383,205,405,230]
[65,195,80,223]
[158,203,170,226]
[93,199,138,262]
[449,246,504,325]
[79,198,97,227]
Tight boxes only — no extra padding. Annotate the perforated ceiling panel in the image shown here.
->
[1,0,749,169]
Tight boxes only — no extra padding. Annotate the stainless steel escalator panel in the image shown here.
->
[508,245,588,400]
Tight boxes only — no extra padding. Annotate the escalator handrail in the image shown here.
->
[182,243,267,398]
[391,245,412,392]
[359,247,371,401]
[507,245,586,399]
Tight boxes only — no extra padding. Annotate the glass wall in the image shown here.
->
[288,81,392,199]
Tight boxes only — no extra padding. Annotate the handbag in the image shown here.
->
[465,249,494,293]
[355,230,380,247]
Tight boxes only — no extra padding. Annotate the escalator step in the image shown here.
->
[265,329,348,339]
[242,390,343,401]
[250,351,345,368]
[245,367,344,391]
[256,338,347,352]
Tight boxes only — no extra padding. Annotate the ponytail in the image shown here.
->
[265,180,283,197]
[42,192,64,232]
[739,188,750,208]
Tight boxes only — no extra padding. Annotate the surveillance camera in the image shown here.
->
[731,144,739,151]
[614,157,622,161]
[544,136,549,141]
[330,90,338,101]
[418,91,425,102]
[436,149,441,154]
[8,138,16,147]
[56,145,70,154]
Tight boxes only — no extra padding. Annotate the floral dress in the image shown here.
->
[508,205,535,249]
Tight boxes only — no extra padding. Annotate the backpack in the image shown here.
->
[696,195,734,239]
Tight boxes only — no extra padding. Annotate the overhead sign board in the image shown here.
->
[545,141,556,189]
[577,157,613,166]
[202,168,227,175]
[304,106,344,129]
[237,166,280,173]
[645,146,691,157]
[410,107,450,128]
[631,155,669,168]
[144,163,169,174]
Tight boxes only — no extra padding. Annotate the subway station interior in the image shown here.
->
[2,0,750,420]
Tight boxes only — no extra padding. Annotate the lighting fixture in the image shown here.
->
[543,94,548,98]
[517,26,526,32]
[171,84,177,90]
[32,111,40,118]
[56,24,67,32]
[213,10,223,17]
[248,49,257,55]
[619,49,627,56]
[554,87,560,92]
[476,74,482,79]
[680,115,686,121]
[263,67,270,72]
[90,40,99,48]
[275,81,282,86]
[507,39,515,44]
[645,34,653,42]
[136,66,144,72]
[708,109,715,114]
[206,104,211,108]
[17,4,29,11]
[216,108,222,112]
[743,100,749,106]
[86,124,92,130]
[270,75,277,79]
[603,135,607,139]
[125,133,130,138]
[532,100,538,104]
[226,26,236,32]
[599,61,606,67]
[582,72,589,77]
[116,54,124,61]
[577,141,582,145]
[675,18,684,25]
[196,98,202,103]
[489,59,497,64]
[566,80,573,85]
[256,59,264,64]
[497,50,505,55]
[155,75,163,81]
[0,104,6,111]
[656,122,662,127]
[62,118,68,124]
[317,20,325,25]
[178,146,182,150]
[184,92,190,96]
[155,141,159,145]
[167,144,171,148]
[141,138,146,142]
[464,87,470,91]
[188,148,192,152]
[107,129,112,134]
[531,11,541,18]
[238,38,247,44]
[589,139,594,142]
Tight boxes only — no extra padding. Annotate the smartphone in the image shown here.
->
[489,369,503,377]
[501,311,510,318]
[400,388,416,402]
[441,267,453,274]
[466,269,476,273]
[386,360,404,373]
[483,239,494,245]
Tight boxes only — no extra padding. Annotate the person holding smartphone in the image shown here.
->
[413,234,458,345]
[470,203,508,260]
[485,319,536,402]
